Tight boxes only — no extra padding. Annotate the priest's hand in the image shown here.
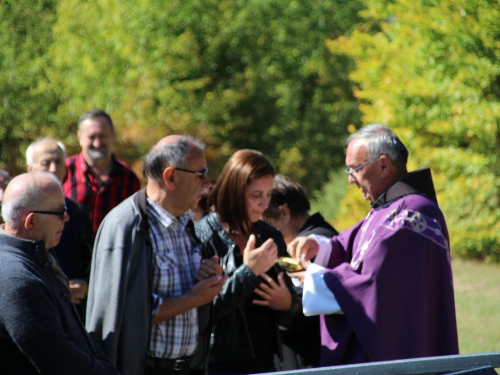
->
[287,236,319,265]
[253,272,292,312]
[287,270,306,285]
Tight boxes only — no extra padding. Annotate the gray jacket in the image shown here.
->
[86,189,212,375]
[86,189,153,375]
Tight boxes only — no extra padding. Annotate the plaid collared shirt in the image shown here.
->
[63,153,140,235]
[146,198,201,359]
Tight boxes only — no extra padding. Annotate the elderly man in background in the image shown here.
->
[288,124,459,366]
[63,109,140,235]
[86,135,226,375]
[0,172,119,374]
[26,137,93,319]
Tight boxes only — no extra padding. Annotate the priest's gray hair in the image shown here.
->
[347,124,408,171]
[143,136,205,181]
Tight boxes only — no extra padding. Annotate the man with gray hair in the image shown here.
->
[86,135,227,375]
[26,137,93,318]
[288,124,459,366]
[0,172,119,374]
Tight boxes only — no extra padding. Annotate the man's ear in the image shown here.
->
[280,205,291,223]
[24,212,36,231]
[26,165,33,173]
[379,155,393,178]
[163,166,176,189]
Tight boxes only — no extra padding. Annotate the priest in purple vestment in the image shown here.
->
[287,124,459,366]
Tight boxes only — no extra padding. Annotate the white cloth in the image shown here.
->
[301,236,342,316]
[309,234,333,266]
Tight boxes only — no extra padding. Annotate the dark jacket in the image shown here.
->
[195,213,301,370]
[0,233,118,375]
[55,197,93,280]
[52,197,93,319]
[279,213,338,369]
[297,213,338,239]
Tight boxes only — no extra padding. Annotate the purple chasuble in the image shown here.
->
[320,192,459,366]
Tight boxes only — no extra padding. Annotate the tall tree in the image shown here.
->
[48,0,364,191]
[0,0,59,173]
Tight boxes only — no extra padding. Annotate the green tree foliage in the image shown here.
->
[310,168,352,231]
[327,0,500,261]
[47,0,363,190]
[0,0,59,173]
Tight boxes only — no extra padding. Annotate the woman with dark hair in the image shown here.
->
[195,150,300,374]
[263,174,338,244]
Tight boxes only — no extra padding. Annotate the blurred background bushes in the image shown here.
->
[1,0,499,261]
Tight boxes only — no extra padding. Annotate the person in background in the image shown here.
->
[0,169,11,225]
[191,179,214,223]
[0,172,119,375]
[63,109,140,235]
[191,193,209,223]
[195,150,301,374]
[262,174,338,369]
[264,174,338,243]
[26,137,93,319]
[86,135,226,375]
[287,124,459,366]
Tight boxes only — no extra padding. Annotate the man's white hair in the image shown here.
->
[26,137,67,167]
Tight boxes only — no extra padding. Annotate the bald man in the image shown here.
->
[0,172,119,375]
[26,138,94,318]
[86,135,226,375]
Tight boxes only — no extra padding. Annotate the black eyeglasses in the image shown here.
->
[344,157,379,176]
[174,167,209,180]
[30,204,68,220]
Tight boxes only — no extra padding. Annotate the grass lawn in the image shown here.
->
[452,257,500,354]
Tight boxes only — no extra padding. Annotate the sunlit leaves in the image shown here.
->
[47,0,363,191]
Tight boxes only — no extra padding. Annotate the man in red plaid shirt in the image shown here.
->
[63,109,140,236]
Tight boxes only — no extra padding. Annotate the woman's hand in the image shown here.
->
[243,234,277,276]
[252,272,292,312]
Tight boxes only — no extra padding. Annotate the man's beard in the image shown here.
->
[88,146,108,161]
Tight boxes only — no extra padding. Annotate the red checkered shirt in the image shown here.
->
[63,153,141,235]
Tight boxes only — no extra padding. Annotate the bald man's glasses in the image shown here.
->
[30,204,67,221]
[174,167,209,180]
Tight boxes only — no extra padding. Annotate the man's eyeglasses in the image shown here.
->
[174,167,209,180]
[344,158,379,176]
[30,204,68,220]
